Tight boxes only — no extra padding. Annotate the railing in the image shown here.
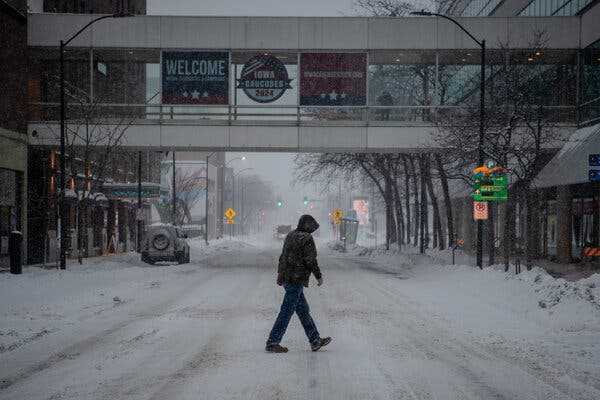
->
[29,102,579,126]
[579,97,600,127]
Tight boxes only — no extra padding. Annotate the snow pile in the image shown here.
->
[510,267,600,310]
[327,241,405,256]
[417,263,600,334]
[329,242,600,334]
[327,240,347,252]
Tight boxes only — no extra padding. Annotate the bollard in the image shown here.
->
[9,231,23,275]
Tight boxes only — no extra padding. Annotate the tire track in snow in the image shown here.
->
[144,259,270,400]
[337,262,511,399]
[0,267,223,392]
[349,257,600,400]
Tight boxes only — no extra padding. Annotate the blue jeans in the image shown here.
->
[267,283,320,345]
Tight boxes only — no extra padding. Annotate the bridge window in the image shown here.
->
[368,50,436,122]
[519,0,594,16]
[460,0,503,16]
[581,41,600,126]
[93,48,160,118]
[28,47,582,125]
[28,47,90,121]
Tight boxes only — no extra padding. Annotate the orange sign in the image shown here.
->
[332,208,343,224]
[473,201,488,220]
[224,208,236,220]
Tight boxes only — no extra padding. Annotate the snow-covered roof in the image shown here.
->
[534,122,600,188]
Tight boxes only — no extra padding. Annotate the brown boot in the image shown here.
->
[265,343,288,353]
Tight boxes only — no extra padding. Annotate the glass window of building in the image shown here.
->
[460,0,503,16]
[28,47,90,121]
[519,0,594,16]
[581,40,600,125]
[508,49,578,122]
[368,50,436,122]
[92,48,160,118]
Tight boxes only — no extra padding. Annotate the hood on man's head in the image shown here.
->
[297,214,319,233]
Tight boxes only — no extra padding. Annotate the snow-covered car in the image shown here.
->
[142,224,190,265]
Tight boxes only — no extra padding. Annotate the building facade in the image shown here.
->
[0,0,27,269]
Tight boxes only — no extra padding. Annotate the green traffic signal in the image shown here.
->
[277,201,283,207]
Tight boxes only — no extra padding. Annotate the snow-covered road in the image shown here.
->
[1,240,599,400]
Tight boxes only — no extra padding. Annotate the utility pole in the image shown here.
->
[59,39,66,269]
[411,10,486,269]
[241,176,245,236]
[137,151,142,252]
[205,152,216,245]
[232,174,236,237]
[172,151,176,225]
[57,13,134,269]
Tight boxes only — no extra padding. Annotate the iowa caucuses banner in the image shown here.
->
[300,53,367,106]
[162,51,229,105]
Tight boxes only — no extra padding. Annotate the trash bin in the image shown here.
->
[9,231,23,275]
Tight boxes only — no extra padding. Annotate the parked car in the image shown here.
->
[273,224,292,241]
[142,224,190,265]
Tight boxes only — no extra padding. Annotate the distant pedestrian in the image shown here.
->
[266,214,332,353]
[377,91,394,121]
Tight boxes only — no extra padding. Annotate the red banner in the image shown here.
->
[300,53,367,106]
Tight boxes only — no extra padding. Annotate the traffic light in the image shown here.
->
[277,200,283,207]
[303,196,309,206]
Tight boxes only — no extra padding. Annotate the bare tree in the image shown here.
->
[41,63,159,262]
[433,31,571,267]
[174,168,207,224]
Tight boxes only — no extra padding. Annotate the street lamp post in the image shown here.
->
[172,151,176,224]
[58,13,133,270]
[410,10,486,269]
[205,152,217,245]
[232,168,253,237]
[241,179,261,236]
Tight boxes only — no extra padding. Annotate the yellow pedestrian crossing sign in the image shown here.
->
[332,208,343,224]
[225,208,236,221]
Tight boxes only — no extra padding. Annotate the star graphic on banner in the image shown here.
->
[202,91,209,98]
[340,93,347,99]
[191,90,200,99]
[328,91,338,100]
[182,90,189,97]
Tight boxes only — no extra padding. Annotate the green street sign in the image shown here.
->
[471,167,508,202]
[471,187,508,202]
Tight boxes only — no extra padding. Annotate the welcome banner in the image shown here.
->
[162,51,229,105]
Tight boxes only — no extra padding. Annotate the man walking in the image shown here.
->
[266,214,332,353]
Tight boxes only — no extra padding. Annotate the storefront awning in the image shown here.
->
[534,123,600,188]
